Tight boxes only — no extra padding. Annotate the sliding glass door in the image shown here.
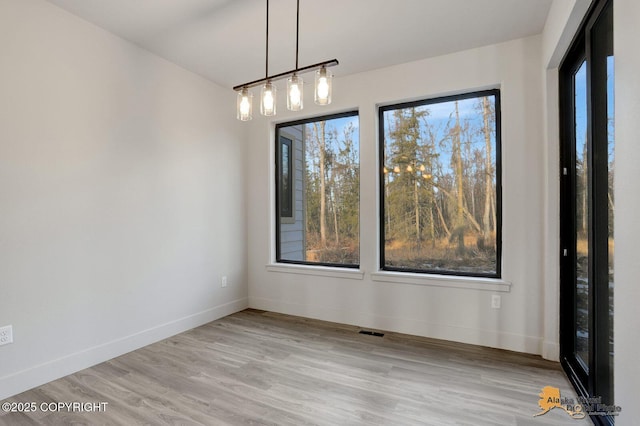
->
[560,0,614,424]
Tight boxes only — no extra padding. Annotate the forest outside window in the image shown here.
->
[379,90,502,277]
[276,112,360,268]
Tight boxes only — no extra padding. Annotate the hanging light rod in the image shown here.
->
[233,59,338,92]
[235,0,337,120]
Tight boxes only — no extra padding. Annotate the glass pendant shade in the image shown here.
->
[287,74,304,111]
[314,67,332,105]
[260,82,277,116]
[236,88,253,121]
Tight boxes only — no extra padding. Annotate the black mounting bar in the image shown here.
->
[233,59,338,92]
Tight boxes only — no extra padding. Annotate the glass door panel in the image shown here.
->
[606,53,614,402]
[573,61,589,369]
[560,0,614,422]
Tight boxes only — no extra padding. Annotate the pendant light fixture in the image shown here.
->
[315,66,332,105]
[287,74,303,111]
[286,0,303,112]
[236,88,253,121]
[261,81,276,116]
[234,0,338,120]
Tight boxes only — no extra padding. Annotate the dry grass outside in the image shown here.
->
[576,237,615,261]
[305,237,359,264]
[385,233,497,273]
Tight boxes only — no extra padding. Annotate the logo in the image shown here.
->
[533,386,622,419]
[534,386,585,419]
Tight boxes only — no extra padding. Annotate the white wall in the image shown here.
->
[0,0,248,400]
[543,0,593,68]
[614,0,640,422]
[542,1,640,420]
[539,0,593,362]
[247,35,547,355]
[3,0,636,414]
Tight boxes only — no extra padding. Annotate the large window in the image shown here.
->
[379,90,501,277]
[276,112,360,267]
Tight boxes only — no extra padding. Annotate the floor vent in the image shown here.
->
[359,330,384,337]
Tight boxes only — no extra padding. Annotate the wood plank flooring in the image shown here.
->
[1,309,590,425]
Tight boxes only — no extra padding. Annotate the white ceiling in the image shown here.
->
[46,0,553,90]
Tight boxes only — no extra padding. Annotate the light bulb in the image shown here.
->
[317,77,329,98]
[240,96,250,115]
[315,67,332,105]
[260,82,276,116]
[236,88,252,121]
[291,85,300,104]
[287,75,303,111]
[264,91,274,109]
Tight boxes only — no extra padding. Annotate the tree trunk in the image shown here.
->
[332,189,339,245]
[453,101,465,254]
[314,122,328,247]
[432,184,483,234]
[429,196,436,248]
[435,195,451,238]
[414,177,420,244]
[482,96,494,241]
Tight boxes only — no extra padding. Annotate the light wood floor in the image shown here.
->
[1,309,589,425]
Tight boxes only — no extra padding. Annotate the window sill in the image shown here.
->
[266,263,365,280]
[370,271,511,292]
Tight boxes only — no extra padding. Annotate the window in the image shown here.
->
[279,135,294,221]
[276,111,360,267]
[379,90,501,277]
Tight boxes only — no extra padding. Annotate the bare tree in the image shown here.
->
[312,121,328,247]
[452,101,466,254]
[482,96,496,243]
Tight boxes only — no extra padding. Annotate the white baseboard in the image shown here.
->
[249,296,543,355]
[542,340,560,361]
[0,298,248,401]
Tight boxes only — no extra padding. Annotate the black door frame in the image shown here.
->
[559,0,614,424]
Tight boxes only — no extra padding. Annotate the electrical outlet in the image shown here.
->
[491,295,501,309]
[221,276,228,288]
[0,325,13,346]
